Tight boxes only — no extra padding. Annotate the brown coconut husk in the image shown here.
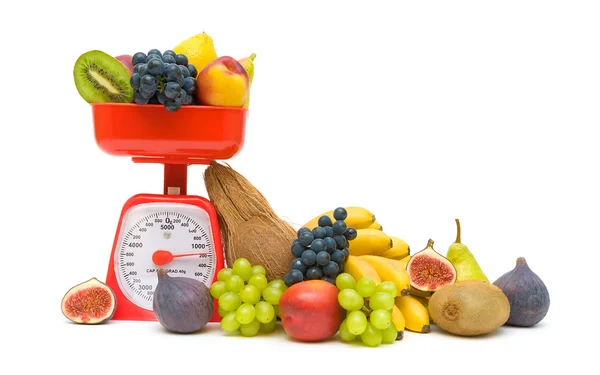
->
[203,161,296,281]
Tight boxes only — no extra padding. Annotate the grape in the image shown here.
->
[305,266,323,280]
[218,306,228,317]
[163,50,176,57]
[217,268,233,282]
[165,64,182,82]
[232,258,253,281]
[369,292,395,311]
[218,292,241,312]
[147,49,162,57]
[157,92,167,104]
[291,258,307,273]
[381,323,398,344]
[259,319,277,334]
[181,91,194,105]
[331,249,345,265]
[369,309,391,330]
[239,285,261,305]
[341,249,350,260]
[336,273,356,290]
[251,265,266,276]
[132,52,147,66]
[339,320,356,342]
[360,323,383,347]
[239,319,261,337]
[316,251,330,266]
[268,279,287,291]
[225,275,244,293]
[338,289,363,311]
[324,237,337,252]
[322,261,339,277]
[356,278,377,298]
[165,98,182,112]
[179,65,191,78]
[134,91,150,104]
[301,249,317,266]
[344,227,358,241]
[310,239,326,253]
[137,64,148,76]
[333,207,348,220]
[299,231,314,247]
[318,215,333,227]
[220,312,240,332]
[284,269,303,286]
[273,304,281,318]
[209,281,228,299]
[334,235,347,249]
[248,274,268,291]
[262,287,283,305]
[182,76,196,93]
[291,240,306,258]
[297,227,311,237]
[376,281,399,297]
[324,226,334,238]
[321,276,335,284]
[130,73,141,90]
[346,311,368,335]
[312,227,327,239]
[254,301,275,323]
[188,64,198,78]
[147,58,165,75]
[332,220,347,235]
[175,53,189,65]
[235,303,255,324]
[164,82,182,99]
[163,54,176,64]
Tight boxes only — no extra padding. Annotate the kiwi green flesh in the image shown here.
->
[74,50,134,103]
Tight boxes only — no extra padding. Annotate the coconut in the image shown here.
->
[204,161,296,281]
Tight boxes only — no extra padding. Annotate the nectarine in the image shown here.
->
[195,56,248,108]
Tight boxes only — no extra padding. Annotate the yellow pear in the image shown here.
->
[238,53,256,109]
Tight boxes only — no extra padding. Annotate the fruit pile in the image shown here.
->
[73,32,255,112]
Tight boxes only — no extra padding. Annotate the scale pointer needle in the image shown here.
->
[152,249,210,266]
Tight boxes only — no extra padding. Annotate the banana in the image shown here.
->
[348,229,393,256]
[344,255,382,284]
[302,207,375,230]
[368,221,383,230]
[409,286,433,298]
[395,294,431,333]
[380,236,410,260]
[412,295,430,309]
[358,255,411,296]
[391,305,406,340]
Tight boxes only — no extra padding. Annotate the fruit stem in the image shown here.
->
[157,268,168,279]
[455,218,461,243]
[516,257,527,267]
[250,53,256,61]
[427,239,434,248]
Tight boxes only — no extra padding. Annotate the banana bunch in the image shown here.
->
[302,207,411,260]
[344,254,433,336]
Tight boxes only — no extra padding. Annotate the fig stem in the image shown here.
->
[157,268,168,279]
[455,218,461,243]
[427,239,434,248]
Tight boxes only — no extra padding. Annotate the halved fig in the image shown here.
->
[406,239,457,292]
[61,277,117,324]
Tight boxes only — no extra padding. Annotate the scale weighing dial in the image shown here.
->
[114,200,217,311]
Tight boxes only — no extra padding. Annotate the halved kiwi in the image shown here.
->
[73,50,134,103]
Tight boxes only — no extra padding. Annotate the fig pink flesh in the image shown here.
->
[410,256,455,289]
[64,287,112,322]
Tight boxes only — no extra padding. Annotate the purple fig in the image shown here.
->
[493,257,550,327]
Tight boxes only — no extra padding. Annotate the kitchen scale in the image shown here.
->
[91,103,248,322]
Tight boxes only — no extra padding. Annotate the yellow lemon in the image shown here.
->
[173,32,218,76]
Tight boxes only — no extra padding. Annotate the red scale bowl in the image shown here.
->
[92,103,248,162]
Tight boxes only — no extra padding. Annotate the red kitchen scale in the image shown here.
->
[91,103,248,323]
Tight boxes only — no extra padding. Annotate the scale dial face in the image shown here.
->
[114,202,216,310]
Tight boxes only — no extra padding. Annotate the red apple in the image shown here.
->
[279,280,345,342]
[115,54,134,73]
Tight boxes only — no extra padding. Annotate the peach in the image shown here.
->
[195,56,249,107]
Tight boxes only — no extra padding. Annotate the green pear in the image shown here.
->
[238,53,256,109]
[446,219,489,282]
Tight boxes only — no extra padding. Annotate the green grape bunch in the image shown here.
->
[209,258,287,337]
[335,273,399,347]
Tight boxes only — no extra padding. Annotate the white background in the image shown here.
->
[1,0,595,373]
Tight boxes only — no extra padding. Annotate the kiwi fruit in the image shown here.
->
[73,50,134,103]
[428,280,510,336]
